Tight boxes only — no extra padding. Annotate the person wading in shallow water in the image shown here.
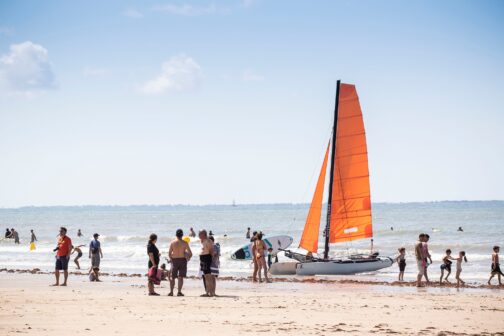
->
[199,230,215,297]
[52,227,72,286]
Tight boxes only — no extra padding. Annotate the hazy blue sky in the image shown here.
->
[0,0,503,207]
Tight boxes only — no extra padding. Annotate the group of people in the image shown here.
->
[395,233,503,287]
[51,227,104,286]
[247,228,277,282]
[147,229,220,297]
[4,228,23,244]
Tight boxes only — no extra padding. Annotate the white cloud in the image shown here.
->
[0,41,56,95]
[82,67,108,77]
[140,55,202,95]
[122,8,144,18]
[153,3,229,16]
[242,69,264,82]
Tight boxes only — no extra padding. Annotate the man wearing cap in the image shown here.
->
[89,233,103,281]
[168,229,192,296]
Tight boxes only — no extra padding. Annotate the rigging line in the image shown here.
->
[336,132,366,139]
[332,213,371,220]
[337,114,364,121]
[334,175,370,181]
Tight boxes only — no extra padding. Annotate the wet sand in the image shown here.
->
[1,272,504,335]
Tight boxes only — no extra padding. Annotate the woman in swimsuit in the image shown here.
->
[439,249,454,284]
[455,251,467,288]
[254,233,270,283]
[395,247,406,281]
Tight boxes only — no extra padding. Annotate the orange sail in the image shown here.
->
[329,84,373,243]
[299,142,330,252]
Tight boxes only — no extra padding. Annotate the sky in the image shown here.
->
[0,0,503,207]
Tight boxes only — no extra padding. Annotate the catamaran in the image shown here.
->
[280,80,393,276]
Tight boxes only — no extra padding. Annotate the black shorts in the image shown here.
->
[399,260,406,272]
[172,258,188,278]
[492,263,504,275]
[200,254,212,275]
[441,263,451,272]
[55,256,69,270]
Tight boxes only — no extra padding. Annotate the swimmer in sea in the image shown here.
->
[189,227,196,238]
[72,244,86,269]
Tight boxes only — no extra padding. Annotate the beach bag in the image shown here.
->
[148,266,161,285]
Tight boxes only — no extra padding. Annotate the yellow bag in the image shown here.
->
[30,242,36,251]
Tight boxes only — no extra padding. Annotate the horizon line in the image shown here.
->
[0,199,503,210]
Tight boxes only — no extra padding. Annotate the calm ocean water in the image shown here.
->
[0,201,502,283]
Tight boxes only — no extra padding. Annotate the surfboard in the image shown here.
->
[231,235,293,260]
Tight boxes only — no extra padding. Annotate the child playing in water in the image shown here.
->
[439,249,454,284]
[455,251,467,288]
[395,247,406,281]
[488,246,503,286]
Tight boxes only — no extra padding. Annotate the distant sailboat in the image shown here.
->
[283,81,393,275]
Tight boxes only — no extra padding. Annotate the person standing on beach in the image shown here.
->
[488,246,503,285]
[168,229,192,296]
[395,247,406,281]
[439,249,454,284]
[147,233,160,296]
[30,230,37,243]
[52,227,72,286]
[199,230,215,297]
[246,227,251,239]
[209,235,221,282]
[422,234,432,283]
[455,251,467,288]
[89,233,103,279]
[71,244,85,269]
[254,233,270,283]
[415,234,426,287]
[189,227,196,238]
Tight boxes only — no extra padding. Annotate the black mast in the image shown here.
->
[324,80,340,260]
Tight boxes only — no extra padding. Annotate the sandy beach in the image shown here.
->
[1,272,503,336]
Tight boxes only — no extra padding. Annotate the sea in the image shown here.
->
[0,201,502,283]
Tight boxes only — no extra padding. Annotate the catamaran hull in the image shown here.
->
[269,262,299,275]
[295,257,393,275]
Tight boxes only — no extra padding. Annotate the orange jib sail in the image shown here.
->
[299,142,330,253]
[329,84,373,243]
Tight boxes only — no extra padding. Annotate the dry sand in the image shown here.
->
[1,272,503,335]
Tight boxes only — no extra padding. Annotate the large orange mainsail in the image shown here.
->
[329,84,372,243]
[299,142,330,253]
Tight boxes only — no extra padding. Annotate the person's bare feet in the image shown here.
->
[60,283,67,286]
[50,283,59,286]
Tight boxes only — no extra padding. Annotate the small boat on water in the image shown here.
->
[280,81,393,276]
